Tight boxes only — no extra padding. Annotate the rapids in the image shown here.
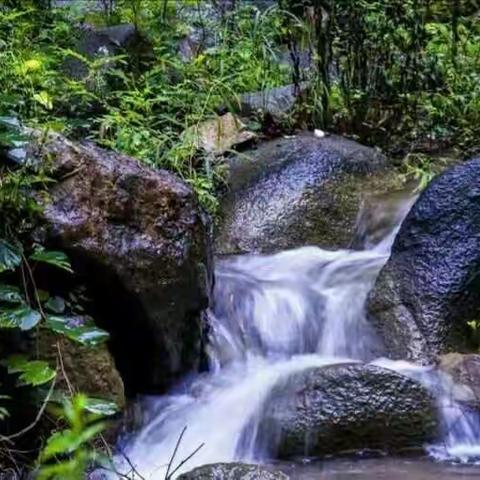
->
[111,191,480,479]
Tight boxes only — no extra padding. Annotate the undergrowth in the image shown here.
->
[2,2,480,211]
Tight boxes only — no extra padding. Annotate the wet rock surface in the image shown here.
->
[259,363,437,458]
[32,133,212,395]
[216,133,400,254]
[38,330,125,407]
[178,463,289,480]
[438,353,480,410]
[367,158,480,362]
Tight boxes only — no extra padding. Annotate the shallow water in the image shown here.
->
[277,458,480,479]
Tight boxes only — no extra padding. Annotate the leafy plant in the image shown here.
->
[37,394,108,480]
[402,153,437,191]
[4,356,56,387]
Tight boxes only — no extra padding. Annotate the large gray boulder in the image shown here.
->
[216,133,401,254]
[258,363,437,458]
[178,463,289,480]
[31,133,212,395]
[367,158,480,362]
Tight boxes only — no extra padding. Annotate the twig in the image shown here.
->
[56,340,75,397]
[165,426,187,480]
[118,449,146,480]
[21,252,46,319]
[166,443,205,480]
[0,372,57,442]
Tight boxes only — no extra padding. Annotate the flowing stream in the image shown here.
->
[114,192,480,479]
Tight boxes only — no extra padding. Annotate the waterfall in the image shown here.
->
[110,191,480,479]
[373,358,480,463]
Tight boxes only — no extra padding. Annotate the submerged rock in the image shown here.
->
[178,463,289,480]
[31,133,212,395]
[216,133,401,254]
[259,363,437,458]
[367,158,480,362]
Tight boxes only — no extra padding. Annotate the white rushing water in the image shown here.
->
[111,192,480,479]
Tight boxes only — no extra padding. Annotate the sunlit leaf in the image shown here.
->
[84,398,118,416]
[45,316,109,346]
[41,423,105,461]
[0,306,41,330]
[33,91,53,110]
[0,240,22,273]
[4,356,56,386]
[30,249,73,273]
[23,58,43,72]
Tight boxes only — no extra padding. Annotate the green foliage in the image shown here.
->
[37,394,108,480]
[0,284,23,303]
[30,248,74,273]
[402,153,437,191]
[95,4,290,210]
[0,304,42,330]
[4,356,56,387]
[0,246,109,339]
[46,315,110,347]
[0,239,22,273]
[0,2,292,212]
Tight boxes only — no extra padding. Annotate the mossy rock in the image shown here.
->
[216,133,405,254]
[258,363,438,458]
[37,329,125,408]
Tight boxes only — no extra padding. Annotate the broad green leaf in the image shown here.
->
[0,285,23,304]
[40,430,82,460]
[37,458,84,480]
[45,316,109,346]
[41,422,105,460]
[45,296,65,314]
[30,249,73,273]
[37,452,97,480]
[84,398,118,416]
[4,356,56,387]
[0,306,41,330]
[0,240,22,273]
